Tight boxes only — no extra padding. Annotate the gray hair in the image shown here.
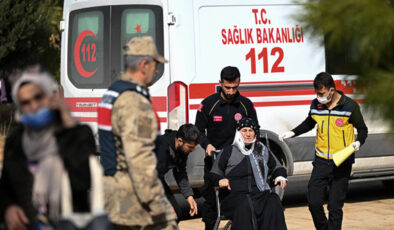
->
[124,55,154,72]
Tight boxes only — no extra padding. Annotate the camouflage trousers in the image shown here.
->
[112,220,178,230]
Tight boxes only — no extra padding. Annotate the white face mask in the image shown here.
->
[317,89,332,104]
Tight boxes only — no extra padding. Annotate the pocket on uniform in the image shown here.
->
[137,116,153,138]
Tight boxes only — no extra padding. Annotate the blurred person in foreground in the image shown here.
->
[209,117,287,230]
[156,124,201,220]
[0,72,95,229]
[98,36,176,230]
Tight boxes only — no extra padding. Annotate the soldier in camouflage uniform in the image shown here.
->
[98,36,177,230]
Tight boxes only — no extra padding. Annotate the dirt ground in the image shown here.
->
[179,197,394,230]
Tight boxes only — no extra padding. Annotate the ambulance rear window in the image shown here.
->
[78,13,99,34]
[120,9,157,73]
[68,7,109,88]
[124,9,154,35]
[119,7,164,79]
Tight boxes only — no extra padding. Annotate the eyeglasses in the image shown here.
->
[19,93,45,107]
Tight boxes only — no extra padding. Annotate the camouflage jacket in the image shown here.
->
[103,75,175,226]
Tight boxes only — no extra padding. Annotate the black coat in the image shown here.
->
[209,144,288,230]
[156,130,193,199]
[0,123,95,228]
[195,88,259,150]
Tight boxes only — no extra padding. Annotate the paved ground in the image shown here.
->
[179,198,394,230]
[179,181,394,230]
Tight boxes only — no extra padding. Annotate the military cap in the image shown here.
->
[123,36,168,63]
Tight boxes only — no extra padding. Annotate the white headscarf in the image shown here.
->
[232,130,257,156]
[12,72,58,121]
[12,72,63,220]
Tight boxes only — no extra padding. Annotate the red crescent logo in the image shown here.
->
[74,30,98,78]
[234,113,242,121]
[336,118,344,127]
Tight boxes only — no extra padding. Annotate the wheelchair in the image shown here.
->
[211,133,285,230]
[213,185,232,230]
[212,151,232,230]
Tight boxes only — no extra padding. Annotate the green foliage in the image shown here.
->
[0,0,63,80]
[297,0,394,130]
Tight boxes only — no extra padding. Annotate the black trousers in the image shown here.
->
[201,156,217,230]
[159,178,182,221]
[165,190,182,222]
[307,160,352,230]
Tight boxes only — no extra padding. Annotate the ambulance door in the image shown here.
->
[66,5,110,91]
[109,0,170,129]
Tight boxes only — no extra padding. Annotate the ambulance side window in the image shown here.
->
[68,7,110,88]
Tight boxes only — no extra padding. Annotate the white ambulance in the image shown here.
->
[60,0,394,192]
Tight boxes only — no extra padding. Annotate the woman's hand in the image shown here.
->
[50,92,76,128]
[274,177,287,190]
[5,205,29,230]
[206,144,216,157]
[218,178,231,190]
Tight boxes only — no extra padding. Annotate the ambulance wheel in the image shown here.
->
[259,130,294,176]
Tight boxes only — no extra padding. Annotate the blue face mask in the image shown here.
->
[21,107,55,129]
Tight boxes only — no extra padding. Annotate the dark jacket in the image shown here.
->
[0,123,95,228]
[209,143,287,192]
[195,88,258,150]
[156,130,193,198]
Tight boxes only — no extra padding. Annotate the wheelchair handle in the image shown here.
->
[212,150,221,160]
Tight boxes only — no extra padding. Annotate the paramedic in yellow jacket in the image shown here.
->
[280,72,368,230]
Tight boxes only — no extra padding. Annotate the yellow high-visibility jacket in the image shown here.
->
[292,91,368,163]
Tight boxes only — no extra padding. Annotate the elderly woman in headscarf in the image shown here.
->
[0,72,96,230]
[209,117,288,230]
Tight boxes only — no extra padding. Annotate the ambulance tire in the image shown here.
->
[259,130,294,176]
